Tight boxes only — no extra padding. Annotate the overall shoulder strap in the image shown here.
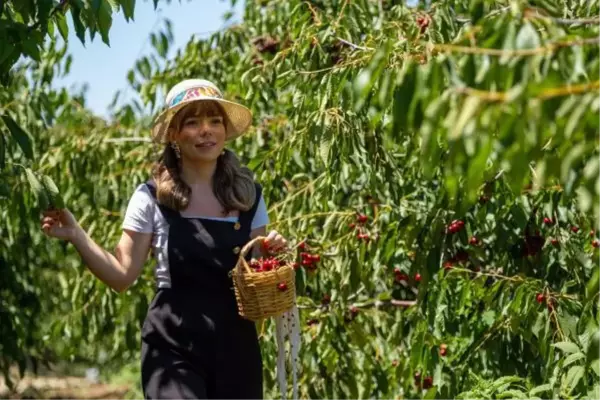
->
[144,179,180,223]
[238,182,263,229]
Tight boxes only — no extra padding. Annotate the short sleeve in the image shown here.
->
[250,194,269,230]
[122,184,155,233]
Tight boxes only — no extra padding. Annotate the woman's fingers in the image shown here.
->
[263,230,288,253]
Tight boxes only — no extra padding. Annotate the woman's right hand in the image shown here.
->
[41,208,81,242]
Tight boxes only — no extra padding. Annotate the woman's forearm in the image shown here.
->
[70,226,129,292]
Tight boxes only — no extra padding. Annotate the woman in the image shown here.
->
[41,79,288,399]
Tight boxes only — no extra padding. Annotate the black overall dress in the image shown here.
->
[140,181,263,399]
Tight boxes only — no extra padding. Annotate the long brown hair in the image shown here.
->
[151,101,256,213]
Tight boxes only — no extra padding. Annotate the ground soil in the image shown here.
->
[0,371,131,399]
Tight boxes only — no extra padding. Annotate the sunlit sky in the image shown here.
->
[55,0,244,117]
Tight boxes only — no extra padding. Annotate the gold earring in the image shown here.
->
[171,142,181,159]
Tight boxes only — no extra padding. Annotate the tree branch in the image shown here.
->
[434,37,600,57]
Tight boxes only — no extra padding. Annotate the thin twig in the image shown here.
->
[434,37,599,57]
[336,37,374,51]
[538,80,600,100]
[333,0,349,29]
[269,210,354,228]
[454,80,599,102]
[103,137,152,143]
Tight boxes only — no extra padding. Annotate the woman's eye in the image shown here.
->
[185,119,198,126]
[211,117,223,124]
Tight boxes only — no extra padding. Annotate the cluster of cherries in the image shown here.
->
[446,219,465,235]
[349,213,371,242]
[394,268,421,284]
[297,241,320,272]
[248,257,289,292]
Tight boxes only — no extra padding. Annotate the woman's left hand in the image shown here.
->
[261,230,288,254]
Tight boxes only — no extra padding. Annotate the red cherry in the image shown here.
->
[277,282,288,291]
[298,241,307,250]
[395,273,408,283]
[447,220,464,234]
[321,294,331,305]
[439,344,447,356]
[455,250,469,263]
[357,214,368,223]
[571,226,579,233]
[301,259,313,267]
[543,217,553,225]
[423,376,433,389]
[550,238,559,247]
[291,262,299,270]
[469,236,479,245]
[414,273,422,282]
[443,261,453,270]
[593,240,600,248]
[413,371,421,380]
[536,293,545,304]
[350,306,359,316]
[391,359,398,367]
[310,254,321,262]
[349,223,356,229]
[357,233,370,241]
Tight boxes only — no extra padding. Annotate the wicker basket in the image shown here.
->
[231,236,296,321]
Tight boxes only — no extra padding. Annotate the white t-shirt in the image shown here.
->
[122,183,269,288]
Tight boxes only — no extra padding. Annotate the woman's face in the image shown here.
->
[172,101,227,163]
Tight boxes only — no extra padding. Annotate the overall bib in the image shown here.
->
[140,181,263,399]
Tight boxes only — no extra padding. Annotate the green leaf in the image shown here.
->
[553,341,580,354]
[563,365,584,394]
[587,330,599,365]
[136,57,152,79]
[121,0,135,21]
[515,23,540,50]
[563,352,585,368]
[21,39,41,62]
[319,136,331,166]
[54,13,69,41]
[423,386,437,399]
[529,384,552,396]
[70,2,87,45]
[560,142,586,182]
[97,0,112,45]
[0,131,4,169]
[592,360,600,377]
[449,96,481,140]
[1,115,33,159]
[391,63,416,135]
[25,168,49,210]
[40,175,65,209]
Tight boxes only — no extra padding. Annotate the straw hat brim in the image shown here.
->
[151,96,253,143]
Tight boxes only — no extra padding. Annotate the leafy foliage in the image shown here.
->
[1,0,599,398]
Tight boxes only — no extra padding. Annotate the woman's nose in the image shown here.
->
[197,120,211,135]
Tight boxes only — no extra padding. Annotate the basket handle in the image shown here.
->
[238,235,267,274]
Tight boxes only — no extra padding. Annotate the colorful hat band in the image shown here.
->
[169,85,223,107]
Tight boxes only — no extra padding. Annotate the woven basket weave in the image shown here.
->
[231,236,296,321]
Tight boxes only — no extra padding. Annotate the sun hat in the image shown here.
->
[151,79,253,143]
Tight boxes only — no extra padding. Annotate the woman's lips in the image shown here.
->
[195,142,216,148]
